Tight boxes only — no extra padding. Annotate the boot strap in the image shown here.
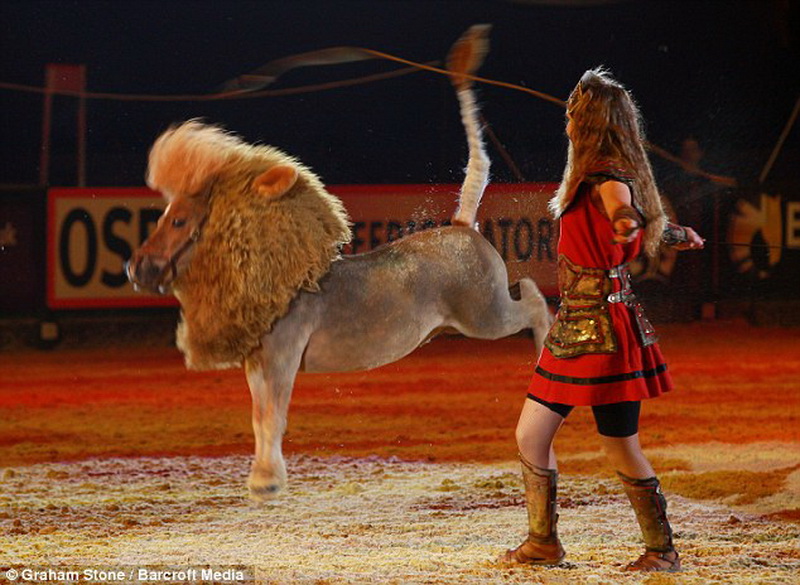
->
[626,550,680,572]
[618,472,674,552]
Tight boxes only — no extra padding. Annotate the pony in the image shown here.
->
[128,27,552,499]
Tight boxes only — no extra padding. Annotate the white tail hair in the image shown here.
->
[451,87,490,228]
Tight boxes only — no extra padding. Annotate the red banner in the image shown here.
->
[47,183,559,309]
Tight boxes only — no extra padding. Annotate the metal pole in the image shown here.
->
[712,191,720,301]
[39,68,54,186]
[759,95,800,184]
[77,65,87,187]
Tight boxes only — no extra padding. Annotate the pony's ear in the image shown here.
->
[253,165,298,199]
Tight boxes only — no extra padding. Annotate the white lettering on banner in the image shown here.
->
[787,201,800,249]
[48,184,559,309]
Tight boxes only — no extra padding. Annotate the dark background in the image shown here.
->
[1,0,798,188]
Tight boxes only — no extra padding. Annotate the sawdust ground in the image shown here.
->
[1,319,799,583]
[2,455,799,584]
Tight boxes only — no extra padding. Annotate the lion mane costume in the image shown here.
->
[147,121,351,370]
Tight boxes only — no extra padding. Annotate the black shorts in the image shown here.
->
[527,394,641,438]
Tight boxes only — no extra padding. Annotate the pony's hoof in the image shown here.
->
[247,468,286,501]
[247,461,287,501]
[248,482,282,502]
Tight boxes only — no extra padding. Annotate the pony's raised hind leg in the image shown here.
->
[516,277,553,354]
[453,273,552,355]
[244,348,300,501]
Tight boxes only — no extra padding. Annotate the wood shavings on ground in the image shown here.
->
[2,455,798,584]
[2,321,799,583]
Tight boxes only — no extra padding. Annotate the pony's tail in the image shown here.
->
[452,87,490,228]
[448,25,491,229]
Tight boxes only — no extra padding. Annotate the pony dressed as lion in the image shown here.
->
[128,27,551,499]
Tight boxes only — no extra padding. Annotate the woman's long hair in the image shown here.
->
[550,67,666,256]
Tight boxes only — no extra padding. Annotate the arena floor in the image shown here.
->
[1,319,798,584]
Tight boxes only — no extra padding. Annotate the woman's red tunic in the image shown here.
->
[529,175,673,406]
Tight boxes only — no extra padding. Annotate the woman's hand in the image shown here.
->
[672,226,705,250]
[663,222,705,250]
[612,216,640,244]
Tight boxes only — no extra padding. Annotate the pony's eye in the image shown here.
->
[172,218,187,228]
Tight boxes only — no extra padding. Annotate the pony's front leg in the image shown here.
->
[244,349,299,501]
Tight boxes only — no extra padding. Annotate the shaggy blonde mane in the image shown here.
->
[147,121,351,370]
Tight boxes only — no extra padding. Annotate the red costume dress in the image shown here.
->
[529,167,673,406]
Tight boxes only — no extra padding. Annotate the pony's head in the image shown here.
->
[126,182,210,294]
[128,120,351,369]
[127,122,301,294]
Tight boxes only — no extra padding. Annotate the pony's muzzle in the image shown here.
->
[127,252,169,294]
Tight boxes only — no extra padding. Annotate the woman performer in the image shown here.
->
[501,68,704,572]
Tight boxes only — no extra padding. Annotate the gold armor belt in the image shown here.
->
[545,255,657,359]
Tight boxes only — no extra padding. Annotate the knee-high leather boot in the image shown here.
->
[500,455,565,565]
[618,471,680,572]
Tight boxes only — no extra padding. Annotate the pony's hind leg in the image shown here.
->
[515,277,553,353]
[451,271,552,355]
